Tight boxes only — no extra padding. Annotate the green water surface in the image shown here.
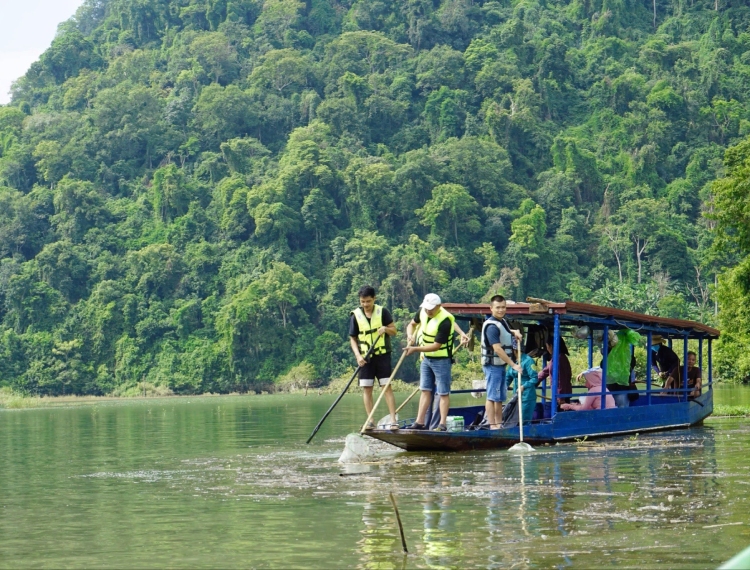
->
[1,387,749,568]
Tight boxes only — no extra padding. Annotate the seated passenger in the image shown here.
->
[560,368,616,411]
[665,351,702,397]
[537,336,572,405]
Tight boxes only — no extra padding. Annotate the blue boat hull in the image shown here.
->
[364,390,713,452]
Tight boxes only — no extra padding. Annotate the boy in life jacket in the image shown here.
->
[349,285,398,429]
[481,295,522,429]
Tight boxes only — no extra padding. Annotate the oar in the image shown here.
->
[370,323,423,429]
[396,387,420,415]
[509,345,535,454]
[306,333,383,444]
[377,386,420,427]
[360,340,414,434]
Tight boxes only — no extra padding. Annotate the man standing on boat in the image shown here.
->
[403,294,469,431]
[349,285,398,430]
[480,295,522,429]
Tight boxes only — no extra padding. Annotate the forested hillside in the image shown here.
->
[1,0,748,395]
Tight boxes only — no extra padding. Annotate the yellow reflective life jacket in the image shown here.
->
[417,307,455,359]
[351,305,387,356]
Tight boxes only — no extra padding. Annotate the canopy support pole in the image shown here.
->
[646,331,653,406]
[683,334,689,400]
[699,336,704,395]
[551,313,560,418]
[601,325,609,410]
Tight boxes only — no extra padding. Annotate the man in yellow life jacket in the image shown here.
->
[349,285,398,429]
[404,294,469,431]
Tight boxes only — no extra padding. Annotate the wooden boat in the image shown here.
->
[365,300,718,452]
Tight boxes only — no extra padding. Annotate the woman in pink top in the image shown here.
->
[560,368,616,411]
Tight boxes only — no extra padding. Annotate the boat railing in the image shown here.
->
[450,383,706,401]
[447,302,716,420]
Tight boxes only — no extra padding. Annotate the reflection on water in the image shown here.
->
[1,393,750,568]
[358,493,399,570]
[421,482,463,569]
[714,384,750,406]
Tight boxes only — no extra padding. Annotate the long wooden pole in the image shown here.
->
[306,333,383,444]
[517,345,524,442]
[360,340,413,433]
[395,387,420,415]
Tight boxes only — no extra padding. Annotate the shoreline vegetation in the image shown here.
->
[2,385,749,418]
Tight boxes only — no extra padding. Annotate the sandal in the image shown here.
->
[407,422,426,430]
[434,424,448,432]
[364,421,376,430]
[389,423,400,430]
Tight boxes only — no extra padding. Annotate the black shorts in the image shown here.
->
[358,353,393,386]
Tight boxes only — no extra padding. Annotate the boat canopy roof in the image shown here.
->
[443,299,719,339]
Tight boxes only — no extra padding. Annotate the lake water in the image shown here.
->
[1,386,749,568]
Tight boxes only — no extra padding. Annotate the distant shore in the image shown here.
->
[2,386,749,418]
[0,380,424,410]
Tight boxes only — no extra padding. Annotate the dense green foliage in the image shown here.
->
[712,137,750,382]
[0,0,746,394]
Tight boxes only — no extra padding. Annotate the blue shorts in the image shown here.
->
[419,358,452,396]
[483,365,507,402]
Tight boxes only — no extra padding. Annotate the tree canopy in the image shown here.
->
[0,0,747,394]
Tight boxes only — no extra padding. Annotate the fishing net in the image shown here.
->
[338,431,403,464]
[508,442,535,454]
[339,433,372,463]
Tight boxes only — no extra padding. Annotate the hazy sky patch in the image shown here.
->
[0,0,84,104]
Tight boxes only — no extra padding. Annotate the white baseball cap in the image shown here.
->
[420,293,442,310]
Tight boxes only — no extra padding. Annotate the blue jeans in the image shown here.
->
[612,392,629,408]
[483,365,507,402]
[420,358,452,396]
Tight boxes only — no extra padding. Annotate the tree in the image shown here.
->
[252,201,301,245]
[151,164,192,223]
[382,234,452,307]
[255,261,309,328]
[416,183,480,246]
[712,138,750,253]
[90,83,165,169]
[193,84,258,146]
[51,178,110,243]
[301,187,338,244]
[190,32,239,84]
[249,49,309,95]
[254,0,304,45]
[615,198,665,284]
[324,31,412,78]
